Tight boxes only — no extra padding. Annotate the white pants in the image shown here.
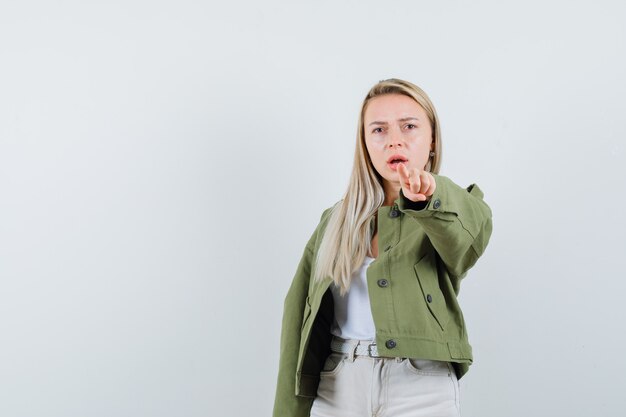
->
[310,341,461,417]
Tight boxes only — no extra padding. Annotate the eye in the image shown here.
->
[405,123,417,129]
[372,127,384,134]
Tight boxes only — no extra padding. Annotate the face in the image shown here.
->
[363,93,434,190]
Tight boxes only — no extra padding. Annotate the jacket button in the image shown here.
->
[384,245,391,252]
[426,294,433,303]
[377,279,388,287]
[389,209,400,218]
[433,199,441,209]
[385,339,397,349]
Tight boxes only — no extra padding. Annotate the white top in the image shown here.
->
[329,256,377,340]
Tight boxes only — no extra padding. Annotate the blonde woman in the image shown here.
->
[272,78,493,417]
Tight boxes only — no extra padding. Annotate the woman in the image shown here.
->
[272,78,493,417]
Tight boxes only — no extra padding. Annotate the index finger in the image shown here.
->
[398,162,409,183]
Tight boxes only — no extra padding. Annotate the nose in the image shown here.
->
[386,126,403,148]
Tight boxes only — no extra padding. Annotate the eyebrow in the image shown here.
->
[368,117,420,126]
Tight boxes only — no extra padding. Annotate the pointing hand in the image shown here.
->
[397,163,436,202]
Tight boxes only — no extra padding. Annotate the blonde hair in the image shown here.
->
[312,78,443,296]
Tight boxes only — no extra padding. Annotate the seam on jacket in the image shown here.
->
[455,215,476,240]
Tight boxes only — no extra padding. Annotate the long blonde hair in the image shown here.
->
[311,78,443,296]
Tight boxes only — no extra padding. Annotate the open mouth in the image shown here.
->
[387,155,408,169]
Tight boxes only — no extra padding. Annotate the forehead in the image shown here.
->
[364,93,426,122]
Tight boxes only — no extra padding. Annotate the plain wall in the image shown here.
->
[1,1,625,416]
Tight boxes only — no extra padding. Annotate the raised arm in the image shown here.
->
[397,173,493,279]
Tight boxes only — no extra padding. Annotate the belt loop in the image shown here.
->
[347,340,357,362]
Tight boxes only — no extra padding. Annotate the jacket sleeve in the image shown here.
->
[272,211,326,417]
[396,173,493,279]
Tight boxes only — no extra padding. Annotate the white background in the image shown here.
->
[1,1,625,416]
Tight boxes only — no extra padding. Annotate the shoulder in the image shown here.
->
[320,199,342,221]
[305,199,342,251]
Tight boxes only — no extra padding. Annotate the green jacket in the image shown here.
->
[272,174,493,417]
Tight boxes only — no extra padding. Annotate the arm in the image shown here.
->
[397,173,493,279]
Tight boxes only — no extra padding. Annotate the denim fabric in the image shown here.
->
[310,337,461,417]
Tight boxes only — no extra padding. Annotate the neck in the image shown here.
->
[382,180,401,206]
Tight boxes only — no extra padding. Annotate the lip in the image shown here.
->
[386,154,409,171]
[386,154,409,164]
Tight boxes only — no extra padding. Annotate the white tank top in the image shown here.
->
[329,256,376,340]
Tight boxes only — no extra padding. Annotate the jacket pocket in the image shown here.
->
[414,251,450,331]
[432,211,455,222]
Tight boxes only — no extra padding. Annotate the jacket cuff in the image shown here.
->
[396,173,449,217]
